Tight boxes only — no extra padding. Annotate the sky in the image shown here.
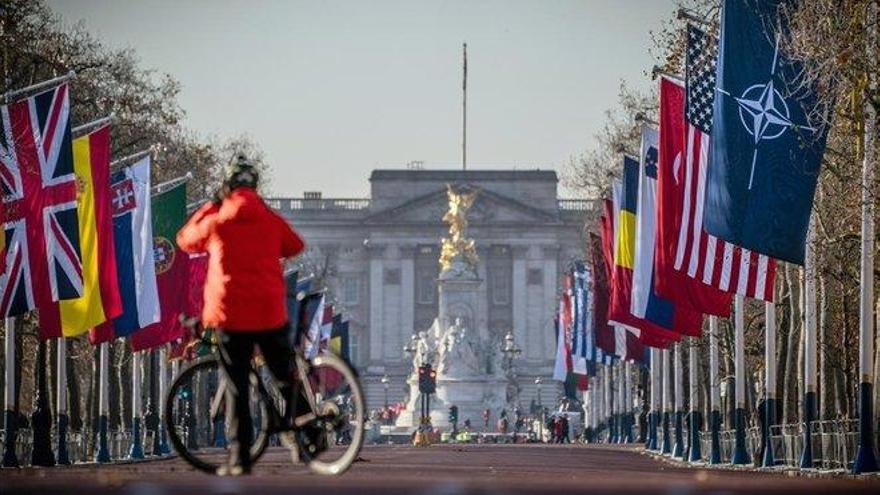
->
[48,0,676,198]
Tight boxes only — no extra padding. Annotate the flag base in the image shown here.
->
[853,382,878,474]
[647,411,659,451]
[57,413,70,465]
[709,410,722,464]
[732,407,750,465]
[799,392,816,469]
[688,410,703,463]
[2,409,19,467]
[761,398,777,467]
[128,417,145,460]
[672,411,684,458]
[95,414,111,463]
[660,411,671,454]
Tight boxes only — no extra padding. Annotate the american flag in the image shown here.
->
[673,25,776,302]
[0,82,83,321]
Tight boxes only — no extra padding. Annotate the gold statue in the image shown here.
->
[439,184,480,273]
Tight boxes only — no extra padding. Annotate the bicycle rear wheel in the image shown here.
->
[294,353,365,475]
[164,356,270,473]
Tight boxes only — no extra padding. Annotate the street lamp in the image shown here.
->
[501,331,522,366]
[381,374,390,408]
[403,334,418,358]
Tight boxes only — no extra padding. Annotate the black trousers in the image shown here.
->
[217,324,295,467]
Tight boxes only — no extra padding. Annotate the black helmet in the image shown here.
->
[225,153,259,189]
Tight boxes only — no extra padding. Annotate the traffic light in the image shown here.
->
[418,364,437,394]
[448,405,458,423]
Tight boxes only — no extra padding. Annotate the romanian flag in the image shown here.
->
[607,157,680,348]
[39,125,122,337]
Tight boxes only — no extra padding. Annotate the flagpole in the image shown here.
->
[687,338,702,462]
[95,342,111,463]
[461,42,467,171]
[648,347,660,450]
[56,338,70,465]
[2,317,18,467]
[708,316,722,464]
[732,294,750,464]
[800,228,818,469]
[129,351,145,459]
[158,347,171,455]
[110,147,156,171]
[660,349,671,455]
[672,343,684,458]
[617,363,624,443]
[71,114,114,138]
[1,70,75,103]
[624,360,634,442]
[762,301,778,467]
[854,2,879,473]
[604,364,612,442]
[152,172,193,196]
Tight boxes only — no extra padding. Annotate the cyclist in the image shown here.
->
[177,154,305,476]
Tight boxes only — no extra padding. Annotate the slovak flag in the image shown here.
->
[90,157,160,344]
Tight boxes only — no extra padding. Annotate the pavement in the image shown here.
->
[2,443,879,495]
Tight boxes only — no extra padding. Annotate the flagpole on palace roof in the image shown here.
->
[462,42,467,172]
[1,71,76,104]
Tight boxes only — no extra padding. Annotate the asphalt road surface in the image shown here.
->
[2,444,878,495]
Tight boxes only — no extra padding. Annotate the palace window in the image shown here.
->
[341,276,359,305]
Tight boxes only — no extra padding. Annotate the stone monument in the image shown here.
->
[397,185,508,428]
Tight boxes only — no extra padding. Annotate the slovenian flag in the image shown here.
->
[89,157,160,344]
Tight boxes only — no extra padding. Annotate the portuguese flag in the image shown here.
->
[131,181,188,351]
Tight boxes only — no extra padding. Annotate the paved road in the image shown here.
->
[2,444,878,495]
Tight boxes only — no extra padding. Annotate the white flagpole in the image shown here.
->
[56,339,70,464]
[2,71,75,103]
[660,349,671,454]
[732,295,750,464]
[128,351,145,459]
[649,347,661,450]
[157,347,171,455]
[800,228,818,469]
[604,364,611,442]
[854,4,879,471]
[672,343,684,458]
[709,316,721,464]
[95,342,111,462]
[620,362,626,442]
[687,338,702,462]
[762,301,778,467]
[2,317,18,467]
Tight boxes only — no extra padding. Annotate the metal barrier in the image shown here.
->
[0,427,172,466]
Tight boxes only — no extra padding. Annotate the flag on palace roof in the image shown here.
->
[40,124,123,338]
[674,23,777,302]
[90,157,160,344]
[703,0,830,265]
[0,82,83,327]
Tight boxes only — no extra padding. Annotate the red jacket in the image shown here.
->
[177,188,305,331]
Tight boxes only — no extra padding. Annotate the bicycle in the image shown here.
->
[163,316,365,476]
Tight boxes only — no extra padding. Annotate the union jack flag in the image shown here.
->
[0,82,83,326]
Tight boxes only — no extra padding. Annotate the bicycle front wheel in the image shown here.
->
[295,353,365,475]
[164,355,270,473]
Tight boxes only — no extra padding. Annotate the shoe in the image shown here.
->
[215,464,251,476]
[295,422,328,463]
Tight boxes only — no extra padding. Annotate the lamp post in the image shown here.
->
[381,374,390,425]
[535,377,544,442]
[501,332,522,406]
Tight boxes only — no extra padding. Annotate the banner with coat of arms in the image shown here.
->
[131,180,188,351]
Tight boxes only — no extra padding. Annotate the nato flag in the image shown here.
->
[703,0,829,265]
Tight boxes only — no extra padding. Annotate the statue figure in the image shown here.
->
[437,317,482,377]
[439,184,480,274]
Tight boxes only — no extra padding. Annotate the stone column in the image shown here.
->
[400,245,417,359]
[367,243,386,371]
[541,245,559,360]
[512,246,529,358]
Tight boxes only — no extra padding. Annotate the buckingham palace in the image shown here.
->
[269,168,590,410]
